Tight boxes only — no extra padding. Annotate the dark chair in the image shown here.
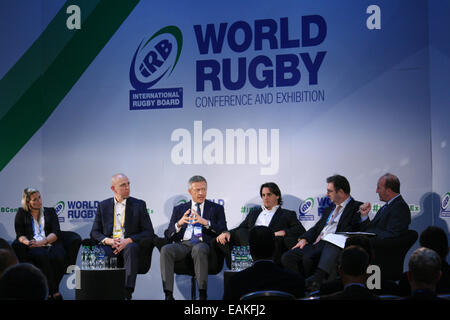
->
[371,230,418,281]
[81,236,155,274]
[240,290,296,300]
[155,236,225,300]
[60,231,82,269]
[12,230,82,271]
[0,238,13,251]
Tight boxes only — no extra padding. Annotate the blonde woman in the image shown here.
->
[14,188,65,300]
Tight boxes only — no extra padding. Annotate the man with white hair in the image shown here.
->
[160,175,227,300]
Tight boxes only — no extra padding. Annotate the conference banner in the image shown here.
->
[0,0,448,300]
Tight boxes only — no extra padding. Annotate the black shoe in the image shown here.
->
[306,269,327,292]
[48,293,63,300]
[199,289,207,300]
[124,288,133,300]
[53,293,63,300]
[164,290,175,300]
[305,276,321,292]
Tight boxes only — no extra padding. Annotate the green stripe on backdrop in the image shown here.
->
[0,0,100,120]
[0,0,140,171]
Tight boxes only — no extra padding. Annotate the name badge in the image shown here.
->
[113,227,124,239]
[34,234,44,241]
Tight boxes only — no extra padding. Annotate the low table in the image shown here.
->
[75,268,126,300]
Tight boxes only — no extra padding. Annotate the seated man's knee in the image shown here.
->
[191,243,209,258]
[160,244,170,257]
[234,229,249,245]
[126,242,139,251]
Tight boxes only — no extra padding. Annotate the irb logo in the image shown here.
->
[299,198,314,215]
[139,39,172,77]
[130,26,183,90]
[441,192,450,217]
[442,192,450,211]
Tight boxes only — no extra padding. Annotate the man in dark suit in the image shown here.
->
[160,175,227,300]
[91,173,154,300]
[223,226,305,300]
[358,173,411,239]
[215,182,305,267]
[281,175,362,291]
[320,245,379,300]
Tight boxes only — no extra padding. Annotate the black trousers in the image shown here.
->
[281,240,342,278]
[100,243,140,290]
[25,243,66,295]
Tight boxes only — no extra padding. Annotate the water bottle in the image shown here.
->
[81,246,88,270]
[89,246,96,269]
[93,246,101,269]
[241,246,249,269]
[84,246,92,270]
[231,246,237,271]
[236,246,242,271]
[96,246,105,269]
[246,245,253,268]
[248,245,253,265]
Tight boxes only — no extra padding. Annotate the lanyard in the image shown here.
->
[113,202,126,239]
[114,202,126,227]
[32,218,42,235]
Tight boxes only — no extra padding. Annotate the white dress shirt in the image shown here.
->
[255,205,279,227]
[113,197,127,239]
[321,197,351,237]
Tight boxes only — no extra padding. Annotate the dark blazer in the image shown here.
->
[320,284,380,300]
[234,206,306,238]
[90,197,154,243]
[223,260,305,300]
[301,198,362,244]
[165,200,227,245]
[15,207,61,242]
[360,195,411,239]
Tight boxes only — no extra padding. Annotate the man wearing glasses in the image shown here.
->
[281,174,363,292]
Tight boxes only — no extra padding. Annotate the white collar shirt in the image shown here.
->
[255,205,279,227]
[114,198,127,238]
[321,197,351,237]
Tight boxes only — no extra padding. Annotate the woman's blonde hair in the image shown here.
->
[21,188,40,212]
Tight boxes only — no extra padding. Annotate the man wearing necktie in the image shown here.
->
[281,175,363,291]
[160,175,227,300]
[90,173,154,300]
[359,173,411,239]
